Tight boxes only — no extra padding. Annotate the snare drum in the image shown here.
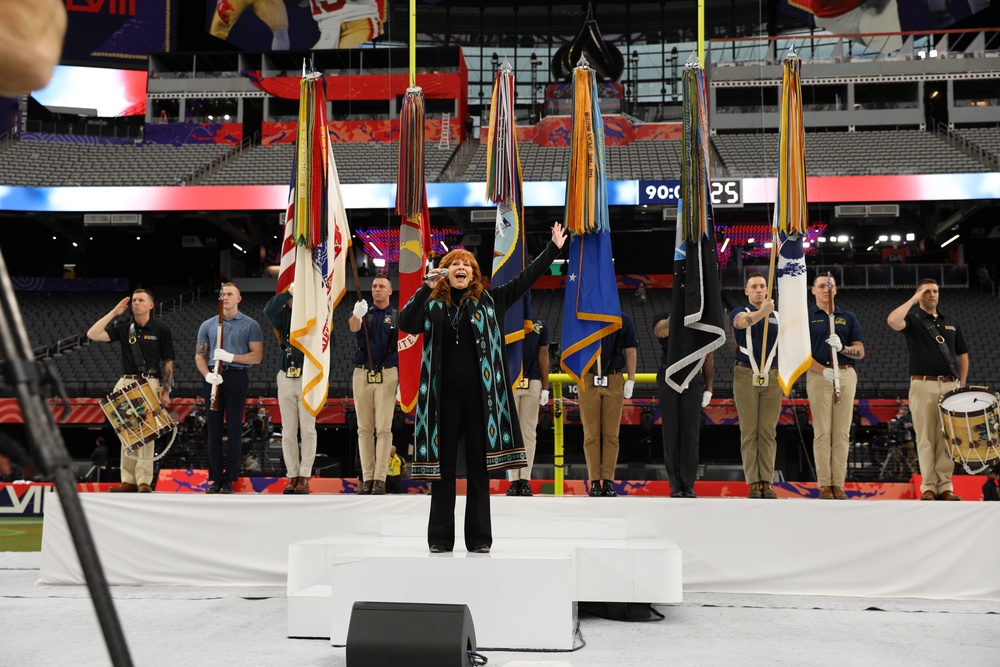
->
[938,386,1000,474]
[100,379,176,452]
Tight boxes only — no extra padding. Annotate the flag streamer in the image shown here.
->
[488,61,532,385]
[664,58,726,393]
[559,60,621,387]
[396,87,430,414]
[773,49,812,395]
[396,87,425,218]
[278,69,350,417]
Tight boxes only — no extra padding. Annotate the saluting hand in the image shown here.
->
[112,297,130,316]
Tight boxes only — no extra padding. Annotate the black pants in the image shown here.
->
[429,383,491,550]
[203,369,250,482]
[659,371,704,494]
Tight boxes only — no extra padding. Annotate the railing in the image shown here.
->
[187,133,257,185]
[934,120,1000,170]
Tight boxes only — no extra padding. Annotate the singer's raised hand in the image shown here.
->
[424,268,447,289]
[551,221,567,249]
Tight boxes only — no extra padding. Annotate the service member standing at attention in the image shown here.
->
[806,275,864,500]
[196,282,264,494]
[264,285,318,495]
[578,312,639,497]
[732,272,782,499]
[87,289,175,493]
[349,274,399,495]
[507,318,550,497]
[886,279,968,501]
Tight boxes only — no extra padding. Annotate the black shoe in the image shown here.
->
[429,545,452,554]
[205,481,222,494]
[669,489,684,498]
[519,479,534,496]
[219,480,234,494]
[470,544,491,554]
[506,479,521,496]
[601,480,618,497]
[588,480,603,497]
[683,490,697,498]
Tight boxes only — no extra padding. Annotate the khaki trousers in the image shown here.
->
[578,373,624,481]
[276,371,318,478]
[733,366,783,484]
[806,367,857,487]
[909,378,960,494]
[352,366,398,482]
[510,379,542,481]
[112,376,159,486]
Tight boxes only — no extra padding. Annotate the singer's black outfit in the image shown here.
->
[399,242,560,552]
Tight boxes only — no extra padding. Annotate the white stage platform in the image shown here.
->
[39,494,1000,602]
[285,513,682,649]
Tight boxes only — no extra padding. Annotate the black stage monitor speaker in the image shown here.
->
[346,601,477,667]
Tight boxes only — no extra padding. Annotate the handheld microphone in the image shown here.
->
[422,267,449,281]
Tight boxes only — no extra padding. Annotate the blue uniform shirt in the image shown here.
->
[808,305,863,367]
[732,306,778,365]
[353,303,398,368]
[521,319,549,381]
[591,313,638,374]
[197,311,263,369]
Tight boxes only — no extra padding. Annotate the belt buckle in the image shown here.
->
[753,373,769,387]
[286,366,301,378]
[518,377,529,390]
[367,370,383,384]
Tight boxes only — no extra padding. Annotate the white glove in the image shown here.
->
[213,348,234,363]
[204,372,224,386]
[395,384,401,402]
[623,380,635,399]
[825,334,843,352]
[352,299,369,319]
[539,389,550,406]
[701,391,712,408]
[822,367,841,383]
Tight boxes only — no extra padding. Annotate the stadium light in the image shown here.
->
[906,233,915,241]
[763,242,773,249]
[720,237,729,253]
[818,236,826,243]
[372,258,386,268]
[233,243,244,252]
[747,237,754,244]
[838,235,849,243]
[890,234,901,242]
[878,235,888,242]
[940,234,960,247]
[867,245,874,251]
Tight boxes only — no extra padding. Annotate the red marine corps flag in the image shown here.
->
[395,87,431,414]
[276,69,350,416]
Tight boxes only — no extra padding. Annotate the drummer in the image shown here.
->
[887,279,969,501]
[87,288,175,494]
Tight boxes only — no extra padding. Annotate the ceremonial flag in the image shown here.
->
[773,50,811,395]
[279,71,350,417]
[559,58,621,387]
[664,58,726,392]
[396,87,430,413]
[487,61,531,385]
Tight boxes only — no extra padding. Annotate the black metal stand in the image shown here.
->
[0,248,132,666]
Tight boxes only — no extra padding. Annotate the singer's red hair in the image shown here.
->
[430,249,483,307]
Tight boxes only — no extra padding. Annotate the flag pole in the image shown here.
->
[759,221,777,373]
[828,271,842,404]
[348,248,375,371]
[409,0,416,88]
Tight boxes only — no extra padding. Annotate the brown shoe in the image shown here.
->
[371,480,386,495]
[747,482,762,499]
[818,486,834,500]
[283,477,299,494]
[936,490,961,501]
[760,482,778,499]
[921,490,937,501]
[294,477,311,495]
[109,482,138,493]
[832,486,848,500]
[357,479,373,495]
[137,483,153,493]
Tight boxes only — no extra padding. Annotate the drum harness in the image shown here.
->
[117,322,178,463]
[920,315,960,381]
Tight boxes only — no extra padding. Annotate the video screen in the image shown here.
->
[32,66,148,117]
